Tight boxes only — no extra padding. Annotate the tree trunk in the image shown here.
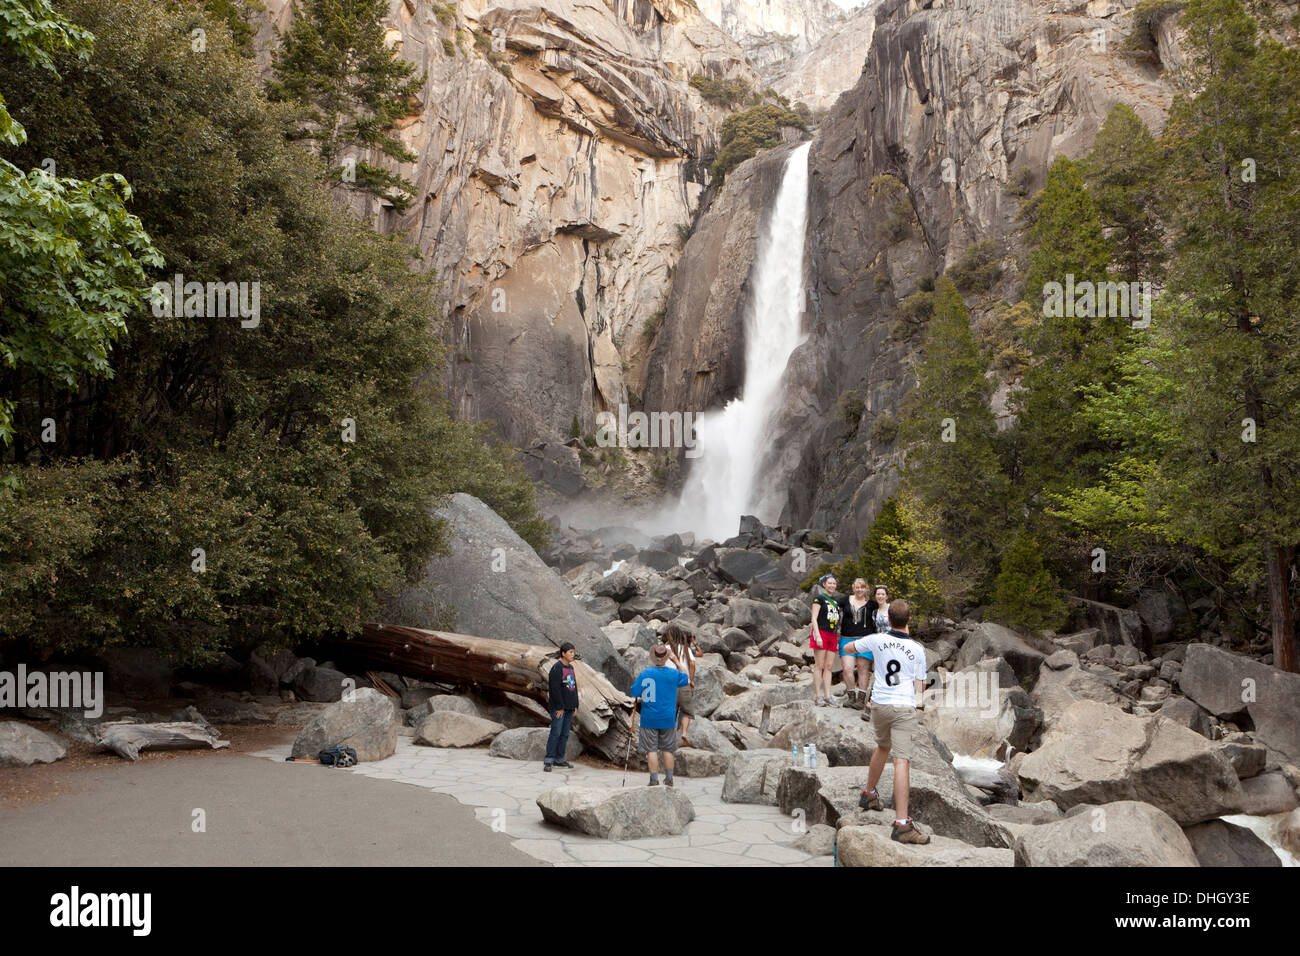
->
[322,624,637,762]
[1265,543,1298,673]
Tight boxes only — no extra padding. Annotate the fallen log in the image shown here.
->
[321,624,637,762]
[96,721,231,761]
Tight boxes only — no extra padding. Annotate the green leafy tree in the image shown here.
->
[267,0,424,210]
[0,0,161,446]
[711,104,806,183]
[898,276,1008,603]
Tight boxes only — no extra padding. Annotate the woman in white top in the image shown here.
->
[662,622,697,748]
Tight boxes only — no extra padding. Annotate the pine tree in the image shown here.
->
[1157,0,1300,670]
[267,0,424,210]
[989,532,1068,635]
[898,276,1008,603]
[1082,103,1166,283]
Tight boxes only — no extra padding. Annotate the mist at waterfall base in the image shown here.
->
[643,141,811,544]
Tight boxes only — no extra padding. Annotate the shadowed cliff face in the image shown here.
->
[766,0,1180,548]
[256,0,755,449]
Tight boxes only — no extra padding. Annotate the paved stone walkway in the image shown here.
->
[254,740,833,867]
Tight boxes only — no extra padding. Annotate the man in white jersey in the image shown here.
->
[840,598,931,845]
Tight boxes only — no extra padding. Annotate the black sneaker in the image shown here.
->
[553,761,573,769]
[543,763,553,772]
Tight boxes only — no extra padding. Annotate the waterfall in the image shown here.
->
[651,141,811,542]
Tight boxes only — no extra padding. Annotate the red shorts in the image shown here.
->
[811,628,839,652]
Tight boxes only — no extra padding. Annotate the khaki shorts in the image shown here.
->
[871,704,918,761]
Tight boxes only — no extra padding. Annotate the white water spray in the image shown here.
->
[650,141,811,541]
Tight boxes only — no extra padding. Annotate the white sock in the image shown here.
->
[895,819,908,826]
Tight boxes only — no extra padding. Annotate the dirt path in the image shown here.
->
[0,725,542,866]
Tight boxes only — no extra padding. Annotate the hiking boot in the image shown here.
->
[891,820,931,845]
[665,777,674,788]
[648,778,660,786]
[858,789,884,812]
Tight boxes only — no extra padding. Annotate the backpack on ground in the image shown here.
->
[318,745,358,768]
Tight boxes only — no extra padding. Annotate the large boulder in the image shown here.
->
[769,708,879,766]
[923,675,1042,757]
[674,747,729,777]
[382,493,626,686]
[592,568,638,602]
[688,661,726,718]
[1031,653,1126,729]
[721,749,793,805]
[1183,819,1283,867]
[679,716,738,755]
[1237,771,1300,816]
[1180,643,1300,765]
[1070,597,1150,652]
[952,623,1047,686]
[290,688,398,762]
[723,597,792,646]
[414,711,506,748]
[712,681,813,730]
[1018,700,1244,825]
[536,786,694,839]
[0,721,67,768]
[715,548,778,587]
[837,826,1013,867]
[291,665,348,703]
[1012,801,1199,867]
[488,726,582,762]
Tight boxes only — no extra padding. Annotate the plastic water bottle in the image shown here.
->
[809,744,818,769]
[792,743,799,763]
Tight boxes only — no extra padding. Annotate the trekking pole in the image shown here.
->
[621,705,638,787]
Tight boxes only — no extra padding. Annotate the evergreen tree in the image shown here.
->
[268,0,424,210]
[1082,103,1166,283]
[989,531,1068,635]
[1157,0,1300,670]
[898,276,1008,603]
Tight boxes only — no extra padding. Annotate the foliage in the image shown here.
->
[948,240,1003,294]
[689,72,751,108]
[710,104,806,183]
[988,532,1069,633]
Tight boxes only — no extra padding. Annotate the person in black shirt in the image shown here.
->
[838,578,876,710]
[544,642,579,771]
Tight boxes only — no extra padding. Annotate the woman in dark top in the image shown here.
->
[809,574,842,706]
[838,578,875,710]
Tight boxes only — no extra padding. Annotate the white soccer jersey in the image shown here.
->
[849,631,926,707]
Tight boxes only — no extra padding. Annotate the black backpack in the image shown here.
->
[318,745,358,768]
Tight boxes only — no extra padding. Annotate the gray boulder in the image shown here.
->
[382,493,626,686]
[636,548,679,572]
[291,688,398,762]
[488,726,582,762]
[1018,700,1244,825]
[1180,643,1300,764]
[1237,771,1299,815]
[1183,819,1282,867]
[1031,654,1126,729]
[715,548,777,587]
[1215,739,1267,780]
[923,677,1042,757]
[414,711,506,747]
[713,681,813,730]
[721,749,793,805]
[0,721,67,768]
[723,598,791,646]
[792,823,837,856]
[1013,801,1199,866]
[674,747,729,777]
[952,623,1046,686]
[592,568,638,602]
[838,826,1013,867]
[536,786,694,839]
[679,716,738,755]
[291,665,347,703]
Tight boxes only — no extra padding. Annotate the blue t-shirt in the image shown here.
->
[628,667,690,729]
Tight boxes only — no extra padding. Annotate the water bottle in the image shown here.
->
[809,744,818,769]
[792,743,799,764]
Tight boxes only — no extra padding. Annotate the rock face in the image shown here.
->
[536,785,695,838]
[414,710,507,748]
[1018,700,1244,825]
[952,623,1048,686]
[1179,643,1300,765]
[255,0,753,459]
[1183,820,1283,868]
[291,689,399,763]
[721,748,793,805]
[383,494,626,685]
[488,726,583,762]
[696,0,846,71]
[766,4,879,112]
[0,721,67,768]
[838,825,1013,867]
[1014,801,1199,867]
[765,0,1180,545]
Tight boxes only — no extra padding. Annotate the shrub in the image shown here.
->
[689,73,751,108]
[948,240,1003,293]
[710,104,806,183]
[988,532,1070,633]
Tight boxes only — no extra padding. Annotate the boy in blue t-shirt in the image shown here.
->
[628,644,691,787]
